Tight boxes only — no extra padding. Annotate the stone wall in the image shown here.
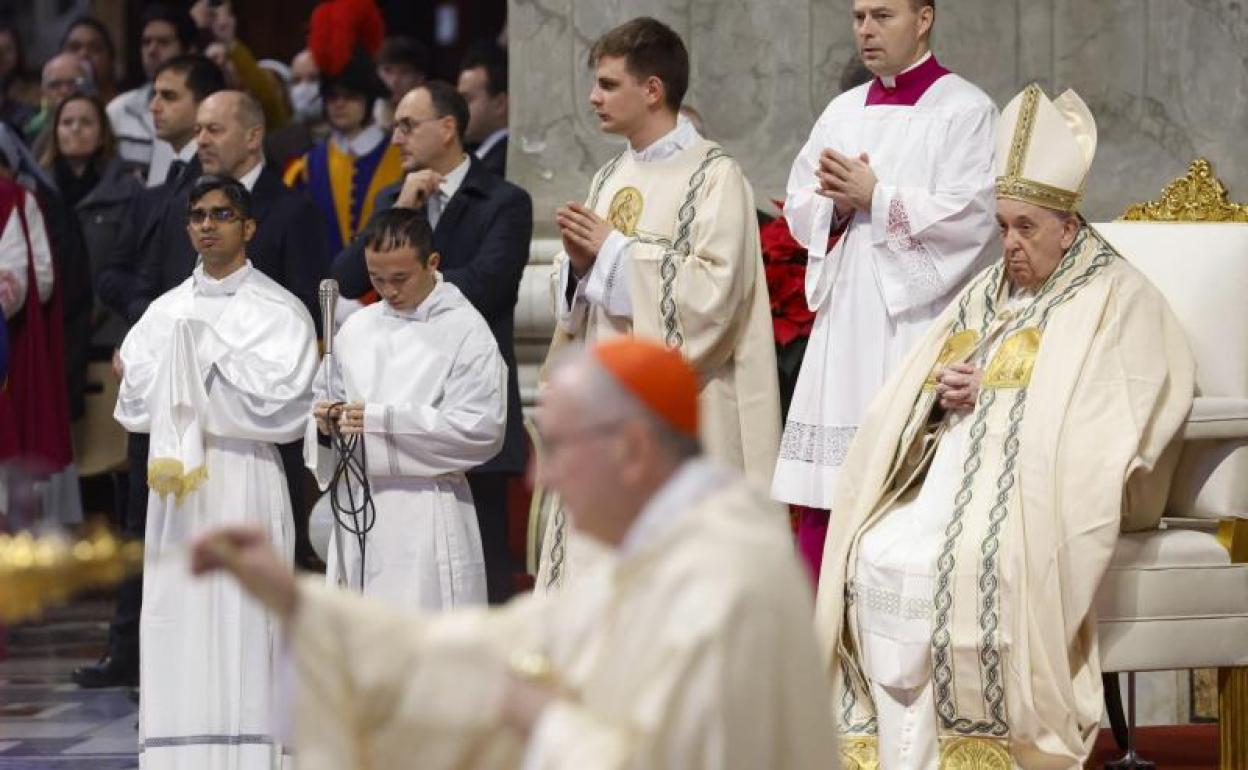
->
[508,0,1248,226]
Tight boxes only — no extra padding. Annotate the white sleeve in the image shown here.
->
[553,255,588,334]
[197,321,319,444]
[867,103,1000,316]
[784,117,848,312]
[0,208,29,318]
[23,193,53,303]
[113,310,166,433]
[784,118,839,258]
[581,230,633,318]
[360,332,507,478]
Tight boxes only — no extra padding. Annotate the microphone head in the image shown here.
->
[319,278,339,300]
[318,279,339,353]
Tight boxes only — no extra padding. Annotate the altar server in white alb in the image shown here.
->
[307,206,505,610]
[774,0,999,535]
[114,175,317,769]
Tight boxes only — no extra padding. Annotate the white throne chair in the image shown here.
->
[1093,158,1248,769]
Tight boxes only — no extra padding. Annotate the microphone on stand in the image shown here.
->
[317,278,355,588]
[318,278,341,397]
[318,278,339,357]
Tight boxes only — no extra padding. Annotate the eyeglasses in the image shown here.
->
[44,76,87,92]
[393,116,443,136]
[187,207,242,225]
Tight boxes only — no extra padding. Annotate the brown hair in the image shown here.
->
[587,17,689,111]
[39,91,115,172]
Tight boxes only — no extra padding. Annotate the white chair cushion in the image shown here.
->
[1108,528,1229,568]
[1097,529,1248,671]
[1185,397,1248,441]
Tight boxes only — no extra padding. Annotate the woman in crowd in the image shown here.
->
[40,91,138,358]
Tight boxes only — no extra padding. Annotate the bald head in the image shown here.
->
[537,347,701,547]
[546,341,703,461]
[196,90,264,179]
[42,52,92,106]
[206,89,265,130]
[44,52,88,80]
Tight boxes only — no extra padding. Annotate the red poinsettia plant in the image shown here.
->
[760,203,815,347]
[759,200,816,419]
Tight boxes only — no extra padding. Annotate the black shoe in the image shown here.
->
[71,655,138,689]
[127,687,140,704]
[294,542,326,573]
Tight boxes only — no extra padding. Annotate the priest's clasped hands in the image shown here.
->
[934,363,982,415]
[557,202,613,277]
[817,148,877,215]
[313,401,366,436]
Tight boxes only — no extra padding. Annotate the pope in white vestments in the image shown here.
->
[115,178,317,769]
[538,18,781,591]
[817,86,1195,769]
[192,338,839,770]
[774,4,1000,517]
[307,208,505,610]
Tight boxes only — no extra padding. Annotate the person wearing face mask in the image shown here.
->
[284,0,403,257]
[289,50,323,122]
[264,49,330,171]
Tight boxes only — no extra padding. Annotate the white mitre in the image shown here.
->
[994,84,1098,212]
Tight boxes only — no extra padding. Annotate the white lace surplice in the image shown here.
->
[773,75,1000,509]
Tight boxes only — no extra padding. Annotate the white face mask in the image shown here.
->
[290,81,322,122]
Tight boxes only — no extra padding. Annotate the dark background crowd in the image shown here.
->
[0,0,523,690]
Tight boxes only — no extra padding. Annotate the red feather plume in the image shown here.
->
[308,0,386,77]
[348,0,385,56]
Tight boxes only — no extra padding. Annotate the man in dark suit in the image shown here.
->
[333,81,532,603]
[457,42,508,178]
[79,54,225,690]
